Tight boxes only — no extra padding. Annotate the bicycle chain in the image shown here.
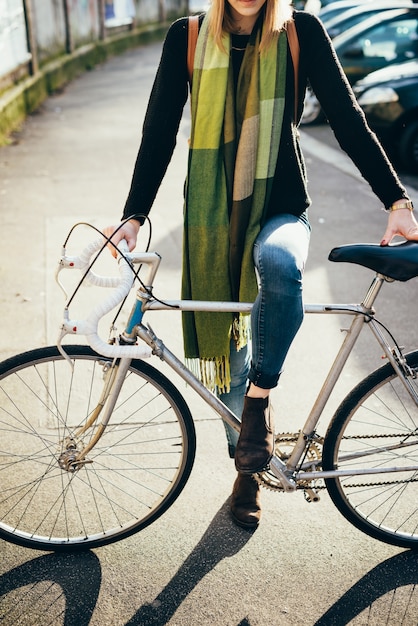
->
[343,432,417,439]
[338,427,418,489]
[255,431,418,493]
[331,476,418,489]
[293,476,418,490]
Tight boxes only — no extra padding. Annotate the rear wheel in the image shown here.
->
[323,351,418,549]
[0,345,196,551]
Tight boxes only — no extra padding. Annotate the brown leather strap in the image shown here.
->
[287,20,300,122]
[187,15,199,87]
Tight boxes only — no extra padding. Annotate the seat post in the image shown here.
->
[362,273,387,309]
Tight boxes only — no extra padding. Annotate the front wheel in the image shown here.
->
[0,345,196,551]
[323,350,418,550]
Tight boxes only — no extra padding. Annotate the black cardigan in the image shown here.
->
[122,11,408,223]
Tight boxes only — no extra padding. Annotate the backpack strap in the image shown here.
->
[187,15,199,88]
[187,15,300,120]
[287,19,300,122]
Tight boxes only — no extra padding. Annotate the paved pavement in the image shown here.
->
[1,39,418,625]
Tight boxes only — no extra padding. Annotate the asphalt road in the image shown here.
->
[1,39,418,626]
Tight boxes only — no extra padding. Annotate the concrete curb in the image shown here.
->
[0,22,170,145]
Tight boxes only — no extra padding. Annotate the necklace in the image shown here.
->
[231,33,249,52]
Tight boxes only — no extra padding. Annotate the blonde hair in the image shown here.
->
[208,0,293,51]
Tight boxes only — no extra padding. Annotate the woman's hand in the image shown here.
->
[380,207,418,246]
[102,219,141,258]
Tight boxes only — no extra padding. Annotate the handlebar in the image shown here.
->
[56,238,161,361]
[56,238,126,289]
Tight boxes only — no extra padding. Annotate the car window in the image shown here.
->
[320,6,352,21]
[327,11,380,38]
[355,18,418,63]
[319,1,360,20]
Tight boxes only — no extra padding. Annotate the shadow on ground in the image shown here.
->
[1,503,417,625]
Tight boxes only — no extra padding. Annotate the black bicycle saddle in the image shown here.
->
[328,241,418,282]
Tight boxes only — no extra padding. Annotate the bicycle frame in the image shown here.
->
[57,242,418,490]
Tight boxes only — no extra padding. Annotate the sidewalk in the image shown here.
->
[0,38,187,358]
[1,38,418,626]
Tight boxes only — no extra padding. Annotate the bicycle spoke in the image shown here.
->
[0,346,195,550]
[324,352,418,549]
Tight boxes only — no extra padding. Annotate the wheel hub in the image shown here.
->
[58,438,91,472]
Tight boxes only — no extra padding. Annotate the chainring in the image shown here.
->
[254,432,322,492]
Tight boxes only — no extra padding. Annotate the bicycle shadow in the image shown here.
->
[314,550,418,625]
[1,515,417,625]
[0,551,101,625]
[125,497,255,625]
[124,498,418,626]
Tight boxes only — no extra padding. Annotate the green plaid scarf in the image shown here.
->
[182,12,287,392]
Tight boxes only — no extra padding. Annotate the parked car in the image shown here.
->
[301,6,418,124]
[303,0,376,18]
[323,0,415,39]
[353,59,418,171]
[318,0,377,22]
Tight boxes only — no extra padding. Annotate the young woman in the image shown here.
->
[104,0,418,530]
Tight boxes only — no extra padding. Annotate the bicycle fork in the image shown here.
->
[58,357,132,472]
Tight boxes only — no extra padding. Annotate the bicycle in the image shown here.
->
[1,223,418,553]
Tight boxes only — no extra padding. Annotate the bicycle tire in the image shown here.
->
[0,345,196,551]
[323,350,418,550]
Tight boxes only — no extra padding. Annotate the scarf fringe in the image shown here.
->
[186,314,251,394]
[186,356,231,394]
[232,313,251,350]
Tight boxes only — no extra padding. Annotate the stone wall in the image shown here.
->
[0,0,190,143]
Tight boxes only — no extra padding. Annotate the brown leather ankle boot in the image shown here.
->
[234,395,274,474]
[230,472,261,529]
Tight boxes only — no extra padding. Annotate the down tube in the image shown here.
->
[135,324,241,434]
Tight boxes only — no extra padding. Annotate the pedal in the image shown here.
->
[304,488,320,503]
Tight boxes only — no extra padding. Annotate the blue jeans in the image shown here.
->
[218,213,311,456]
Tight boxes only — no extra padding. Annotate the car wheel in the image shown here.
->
[300,86,325,125]
[399,119,418,173]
